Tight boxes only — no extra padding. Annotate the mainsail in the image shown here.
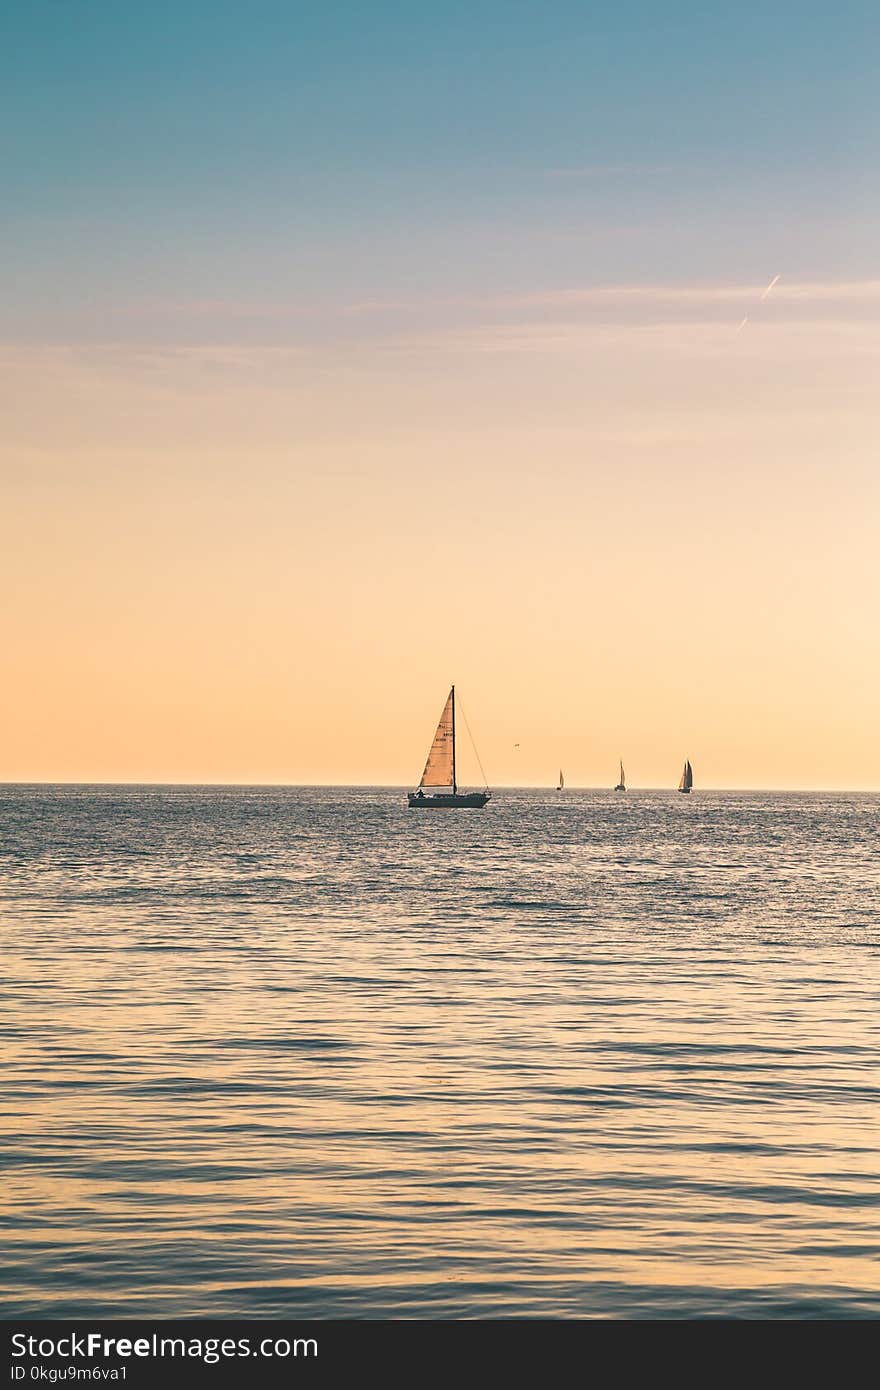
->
[409,685,489,808]
[420,689,455,789]
[619,760,625,788]
[679,760,693,791]
[557,769,564,790]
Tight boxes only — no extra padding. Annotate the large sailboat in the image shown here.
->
[615,760,626,792]
[678,759,693,794]
[407,686,490,808]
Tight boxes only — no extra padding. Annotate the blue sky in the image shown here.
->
[2,1,878,342]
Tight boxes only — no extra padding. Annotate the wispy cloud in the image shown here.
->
[5,281,879,364]
[386,316,880,359]
[485,279,880,310]
[122,278,880,325]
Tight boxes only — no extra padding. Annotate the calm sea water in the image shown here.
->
[1,785,878,1318]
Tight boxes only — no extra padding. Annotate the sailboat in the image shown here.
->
[615,760,626,792]
[407,686,490,808]
[678,759,693,794]
[557,769,564,791]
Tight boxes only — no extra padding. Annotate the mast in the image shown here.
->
[451,684,456,795]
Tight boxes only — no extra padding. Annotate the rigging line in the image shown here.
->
[456,695,490,790]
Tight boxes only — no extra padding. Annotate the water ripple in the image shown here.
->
[1,785,878,1317]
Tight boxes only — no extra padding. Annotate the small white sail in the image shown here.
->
[619,759,625,788]
[557,769,564,790]
[420,690,455,788]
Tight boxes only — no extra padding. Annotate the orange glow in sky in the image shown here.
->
[2,283,878,788]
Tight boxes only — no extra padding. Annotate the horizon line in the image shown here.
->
[1,780,877,795]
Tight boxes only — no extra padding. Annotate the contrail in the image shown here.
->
[760,273,781,301]
[736,274,781,331]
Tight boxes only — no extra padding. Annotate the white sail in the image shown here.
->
[558,769,564,789]
[679,760,693,791]
[420,690,455,788]
[620,760,625,788]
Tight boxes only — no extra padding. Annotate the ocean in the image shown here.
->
[1,785,878,1318]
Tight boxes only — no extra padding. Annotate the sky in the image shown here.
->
[1,1,878,786]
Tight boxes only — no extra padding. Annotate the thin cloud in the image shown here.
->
[235,278,880,316]
[498,279,880,309]
[119,278,880,326]
[386,316,880,359]
[5,281,879,365]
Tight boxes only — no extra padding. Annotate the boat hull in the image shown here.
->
[408,791,490,809]
[678,787,692,794]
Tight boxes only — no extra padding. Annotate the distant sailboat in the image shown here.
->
[678,759,693,794]
[615,759,626,792]
[407,686,490,809]
[557,769,564,791]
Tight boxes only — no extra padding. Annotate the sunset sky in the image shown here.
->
[2,1,878,787]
